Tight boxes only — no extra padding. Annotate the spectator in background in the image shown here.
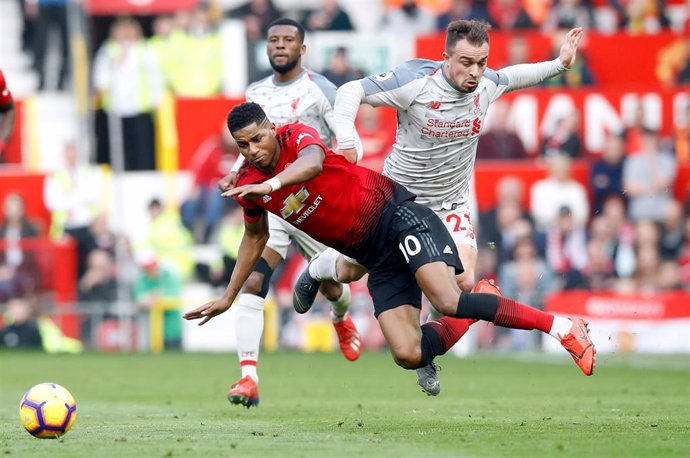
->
[540,110,582,158]
[322,47,363,88]
[77,248,118,346]
[0,70,16,161]
[622,102,648,156]
[497,236,555,349]
[505,35,530,67]
[678,217,690,287]
[580,238,617,291]
[673,103,690,165]
[614,0,670,34]
[181,122,237,243]
[0,193,42,302]
[302,0,354,31]
[477,100,528,160]
[355,104,395,174]
[659,200,685,260]
[543,29,594,87]
[542,0,593,32]
[27,0,69,91]
[167,6,223,97]
[545,205,588,289]
[599,194,636,278]
[633,242,663,293]
[488,0,536,29]
[229,0,283,41]
[590,131,625,215]
[530,152,589,231]
[43,141,103,279]
[436,0,497,30]
[195,204,244,287]
[140,198,194,281]
[149,15,177,92]
[0,297,43,349]
[623,128,677,222]
[382,0,436,35]
[93,16,162,171]
[134,250,183,350]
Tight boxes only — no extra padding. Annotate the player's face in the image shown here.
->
[267,25,305,74]
[232,121,279,172]
[443,39,489,93]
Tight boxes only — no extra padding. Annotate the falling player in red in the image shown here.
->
[183,102,596,386]
[0,70,16,161]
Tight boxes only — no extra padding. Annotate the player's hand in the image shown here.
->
[559,28,583,69]
[223,183,271,199]
[337,148,358,164]
[218,171,238,193]
[183,299,232,326]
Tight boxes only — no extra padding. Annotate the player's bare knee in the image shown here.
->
[391,346,422,369]
[241,272,264,296]
[456,272,476,293]
[427,291,460,317]
[319,279,342,302]
[336,258,365,283]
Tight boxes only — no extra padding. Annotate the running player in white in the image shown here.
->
[218,18,363,408]
[293,21,586,395]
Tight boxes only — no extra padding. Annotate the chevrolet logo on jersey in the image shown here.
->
[280,187,310,218]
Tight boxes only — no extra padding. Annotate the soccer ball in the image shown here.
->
[19,383,77,439]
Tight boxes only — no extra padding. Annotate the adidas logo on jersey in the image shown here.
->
[443,245,453,254]
[262,195,272,203]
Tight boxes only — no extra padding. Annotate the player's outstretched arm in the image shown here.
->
[223,145,326,199]
[183,213,269,325]
[499,27,584,91]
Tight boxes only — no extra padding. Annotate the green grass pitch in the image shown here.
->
[1,350,688,457]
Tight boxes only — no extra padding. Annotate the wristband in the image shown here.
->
[265,177,282,192]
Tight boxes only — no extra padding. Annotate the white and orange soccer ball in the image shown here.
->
[19,383,77,439]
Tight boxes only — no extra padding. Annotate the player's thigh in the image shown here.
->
[290,226,330,260]
[264,212,292,260]
[415,262,461,316]
[455,243,478,291]
[377,304,422,361]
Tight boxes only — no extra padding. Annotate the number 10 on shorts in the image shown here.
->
[399,235,421,263]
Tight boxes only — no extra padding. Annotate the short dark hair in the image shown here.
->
[267,17,305,43]
[445,20,491,51]
[227,102,268,133]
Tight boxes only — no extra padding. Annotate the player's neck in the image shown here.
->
[273,66,304,84]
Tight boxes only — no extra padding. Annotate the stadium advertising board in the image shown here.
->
[544,292,690,354]
[85,0,199,15]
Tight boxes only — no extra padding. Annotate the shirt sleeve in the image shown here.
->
[335,59,436,150]
[498,58,567,93]
[291,123,328,155]
[237,197,264,224]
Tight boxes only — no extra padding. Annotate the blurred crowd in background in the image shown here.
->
[0,0,689,354]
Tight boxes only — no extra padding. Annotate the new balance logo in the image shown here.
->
[426,101,441,110]
[443,245,453,254]
[296,132,313,145]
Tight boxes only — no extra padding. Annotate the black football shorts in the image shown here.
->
[366,201,464,317]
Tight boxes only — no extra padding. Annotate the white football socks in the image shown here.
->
[308,248,340,281]
[330,284,351,323]
[549,316,573,340]
[235,293,264,383]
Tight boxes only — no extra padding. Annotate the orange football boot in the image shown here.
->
[227,376,259,408]
[559,318,596,376]
[333,313,362,361]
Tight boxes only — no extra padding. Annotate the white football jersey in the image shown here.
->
[336,58,565,211]
[246,69,338,147]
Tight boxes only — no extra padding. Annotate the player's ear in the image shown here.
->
[442,51,450,62]
[300,43,306,56]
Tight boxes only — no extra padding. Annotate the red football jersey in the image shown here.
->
[0,70,13,111]
[235,123,415,260]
